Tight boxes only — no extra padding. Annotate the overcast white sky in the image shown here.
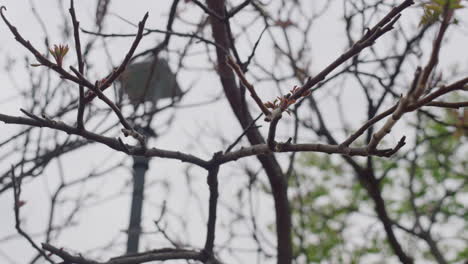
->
[0,1,467,263]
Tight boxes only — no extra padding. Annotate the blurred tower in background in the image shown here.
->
[119,57,181,253]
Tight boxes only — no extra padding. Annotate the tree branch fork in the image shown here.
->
[1,0,468,264]
[0,0,466,170]
[0,0,468,168]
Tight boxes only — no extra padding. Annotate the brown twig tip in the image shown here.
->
[0,6,14,30]
[385,136,406,156]
[372,136,406,157]
[141,12,149,23]
[225,55,272,116]
[0,6,9,21]
[398,136,406,145]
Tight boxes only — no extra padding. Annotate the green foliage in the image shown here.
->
[420,0,464,26]
[290,155,369,263]
[299,153,344,175]
[291,110,467,263]
[454,247,468,262]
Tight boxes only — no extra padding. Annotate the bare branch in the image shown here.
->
[204,153,221,256]
[83,12,149,103]
[226,55,271,116]
[10,168,55,264]
[225,113,263,153]
[0,113,211,168]
[69,0,86,130]
[290,0,415,101]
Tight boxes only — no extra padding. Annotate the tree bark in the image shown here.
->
[205,1,292,263]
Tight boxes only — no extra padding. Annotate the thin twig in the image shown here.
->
[225,113,263,153]
[0,113,211,168]
[243,25,268,71]
[83,12,149,103]
[81,27,228,53]
[368,4,454,151]
[227,0,252,18]
[69,0,86,130]
[10,167,55,264]
[290,0,414,101]
[410,2,454,101]
[226,55,271,116]
[191,0,224,20]
[204,153,221,256]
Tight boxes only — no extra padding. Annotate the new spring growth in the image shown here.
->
[49,44,69,67]
[264,85,312,115]
[31,44,70,67]
[419,0,464,26]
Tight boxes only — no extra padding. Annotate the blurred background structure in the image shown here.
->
[120,56,181,253]
[0,1,467,264]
